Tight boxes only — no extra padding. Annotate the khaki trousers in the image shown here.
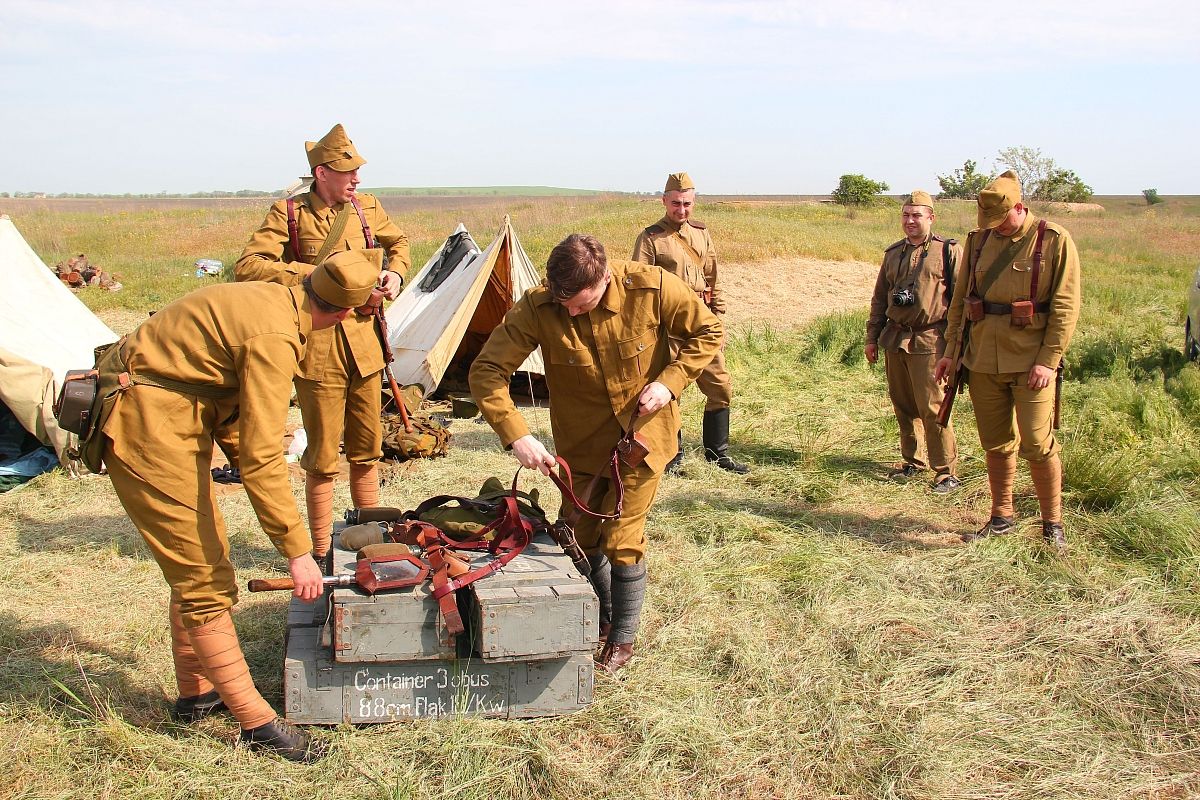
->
[105,443,236,628]
[562,462,662,566]
[884,349,957,477]
[967,370,1059,462]
[295,328,383,477]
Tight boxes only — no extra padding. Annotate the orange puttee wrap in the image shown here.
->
[985,450,1017,519]
[305,472,336,558]
[187,611,275,730]
[349,463,379,509]
[169,600,213,698]
[1029,453,1063,524]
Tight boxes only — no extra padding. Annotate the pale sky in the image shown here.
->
[2,0,1197,195]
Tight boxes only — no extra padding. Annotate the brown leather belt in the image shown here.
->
[886,318,946,333]
[983,301,1051,315]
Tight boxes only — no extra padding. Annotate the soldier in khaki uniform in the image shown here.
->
[236,124,411,564]
[632,172,749,474]
[866,190,962,492]
[99,250,382,761]
[935,171,1081,550]
[470,234,722,674]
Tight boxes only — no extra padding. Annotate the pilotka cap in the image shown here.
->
[977,170,1022,229]
[306,123,366,172]
[664,172,695,193]
[310,249,381,309]
[904,190,935,210]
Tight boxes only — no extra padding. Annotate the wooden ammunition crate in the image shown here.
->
[327,530,599,663]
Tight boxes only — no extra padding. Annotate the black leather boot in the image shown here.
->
[961,515,1014,543]
[1042,521,1067,553]
[172,690,227,723]
[586,552,613,646]
[702,408,750,474]
[664,429,684,475]
[239,717,327,762]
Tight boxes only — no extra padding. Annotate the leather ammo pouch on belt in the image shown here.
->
[616,432,651,468]
[964,296,985,322]
[1009,299,1035,328]
[54,369,100,436]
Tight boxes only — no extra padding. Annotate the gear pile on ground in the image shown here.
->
[52,253,122,291]
[380,412,451,461]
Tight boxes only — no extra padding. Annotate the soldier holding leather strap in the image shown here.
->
[470,234,722,675]
[866,190,962,493]
[97,250,381,761]
[236,124,411,566]
[631,171,749,475]
[934,170,1081,551]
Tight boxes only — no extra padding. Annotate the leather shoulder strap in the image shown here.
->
[1028,219,1048,301]
[286,199,304,263]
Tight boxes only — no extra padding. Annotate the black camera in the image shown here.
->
[892,286,916,307]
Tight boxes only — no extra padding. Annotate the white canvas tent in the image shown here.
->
[0,215,118,464]
[385,216,544,396]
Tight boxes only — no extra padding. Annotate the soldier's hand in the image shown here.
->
[933,357,954,383]
[638,382,673,415]
[287,554,324,603]
[865,343,878,365]
[511,434,556,475]
[378,270,402,300]
[1027,364,1055,390]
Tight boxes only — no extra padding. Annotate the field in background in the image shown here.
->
[1,194,1200,799]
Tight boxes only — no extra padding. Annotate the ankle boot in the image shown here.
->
[240,717,327,762]
[702,408,750,474]
[586,552,612,645]
[599,563,646,674]
[1042,521,1067,553]
[173,690,228,723]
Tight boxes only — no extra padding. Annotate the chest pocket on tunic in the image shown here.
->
[546,341,595,388]
[616,327,657,382]
[298,237,324,261]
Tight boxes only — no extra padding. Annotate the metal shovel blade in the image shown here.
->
[355,554,429,593]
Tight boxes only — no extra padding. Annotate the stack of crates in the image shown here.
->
[281,524,599,723]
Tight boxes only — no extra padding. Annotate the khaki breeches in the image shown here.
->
[294,328,383,477]
[967,370,1059,462]
[561,462,662,567]
[884,349,957,476]
[695,345,733,411]
[104,442,236,628]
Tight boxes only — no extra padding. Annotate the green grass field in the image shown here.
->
[1,194,1199,799]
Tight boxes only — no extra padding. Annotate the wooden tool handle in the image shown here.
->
[247,577,295,592]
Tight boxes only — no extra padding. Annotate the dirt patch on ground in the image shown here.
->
[720,257,877,330]
[1039,201,1105,215]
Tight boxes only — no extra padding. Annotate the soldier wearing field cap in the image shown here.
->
[237,124,411,565]
[866,190,962,492]
[935,170,1081,551]
[98,249,382,761]
[632,172,749,474]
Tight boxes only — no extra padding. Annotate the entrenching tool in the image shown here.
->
[247,552,428,595]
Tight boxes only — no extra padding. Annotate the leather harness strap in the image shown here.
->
[286,194,376,266]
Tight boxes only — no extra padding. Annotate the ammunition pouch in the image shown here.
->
[964,296,985,322]
[615,432,651,468]
[67,339,126,474]
[1009,299,1034,328]
[54,369,99,437]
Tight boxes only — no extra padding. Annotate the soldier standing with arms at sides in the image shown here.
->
[98,250,383,761]
[470,235,722,674]
[935,171,1081,550]
[632,172,750,474]
[237,124,410,565]
[866,190,962,493]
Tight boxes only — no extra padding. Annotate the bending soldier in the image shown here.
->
[236,123,410,565]
[866,190,962,493]
[470,234,722,674]
[632,172,750,474]
[99,250,382,761]
[935,171,1081,550]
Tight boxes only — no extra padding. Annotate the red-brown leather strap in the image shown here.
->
[350,196,375,248]
[1029,219,1048,304]
[286,198,304,263]
[545,455,623,524]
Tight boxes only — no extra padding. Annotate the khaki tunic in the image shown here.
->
[632,216,731,410]
[943,212,1082,460]
[101,282,315,625]
[469,260,721,564]
[867,234,962,476]
[236,191,410,474]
